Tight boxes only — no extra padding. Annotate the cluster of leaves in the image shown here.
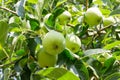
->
[0,0,120,80]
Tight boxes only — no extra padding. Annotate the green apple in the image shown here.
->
[42,30,65,55]
[37,48,58,68]
[66,34,81,53]
[58,10,72,25]
[103,16,115,27]
[115,0,120,3]
[84,7,103,26]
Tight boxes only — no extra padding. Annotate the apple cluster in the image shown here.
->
[37,30,81,68]
[84,7,115,27]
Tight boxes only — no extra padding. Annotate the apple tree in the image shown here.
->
[0,0,120,80]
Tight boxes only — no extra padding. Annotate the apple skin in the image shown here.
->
[42,30,65,55]
[84,7,103,26]
[37,48,58,68]
[66,34,81,53]
[103,16,115,27]
[58,10,72,25]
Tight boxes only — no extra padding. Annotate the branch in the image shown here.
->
[0,59,18,68]
[0,6,18,16]
[86,0,89,10]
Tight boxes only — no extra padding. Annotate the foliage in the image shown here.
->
[0,0,120,80]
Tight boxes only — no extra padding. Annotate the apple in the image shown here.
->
[58,10,72,25]
[42,30,65,55]
[65,34,81,53]
[103,16,115,27]
[84,7,103,26]
[37,48,58,68]
[115,0,120,3]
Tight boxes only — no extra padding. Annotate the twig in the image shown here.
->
[86,0,89,10]
[0,59,18,68]
[0,6,18,16]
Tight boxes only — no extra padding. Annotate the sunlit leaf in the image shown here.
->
[104,41,120,49]
[27,0,38,4]
[37,67,80,80]
[84,49,110,56]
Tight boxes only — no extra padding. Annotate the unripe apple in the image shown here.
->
[37,48,58,68]
[115,0,120,3]
[84,7,103,26]
[58,10,72,25]
[103,16,115,27]
[42,30,65,55]
[66,34,81,53]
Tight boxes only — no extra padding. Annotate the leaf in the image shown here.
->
[15,0,26,18]
[0,19,8,46]
[45,14,56,29]
[62,48,75,60]
[110,8,120,16]
[56,0,67,7]
[37,67,80,80]
[29,19,40,31]
[53,8,65,18]
[104,72,120,80]
[27,38,37,57]
[0,45,7,60]
[27,0,38,4]
[3,68,11,80]
[100,57,116,74]
[74,60,89,80]
[84,48,110,56]
[16,49,25,56]
[103,41,120,49]
[45,8,65,29]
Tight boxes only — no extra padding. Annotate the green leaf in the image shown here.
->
[37,67,80,80]
[56,0,67,7]
[0,19,8,46]
[27,38,37,57]
[29,19,40,31]
[74,60,89,80]
[4,68,11,80]
[110,9,120,16]
[103,41,120,50]
[62,48,75,60]
[45,8,65,29]
[84,49,110,56]
[9,16,21,24]
[104,72,120,80]
[45,14,56,29]
[0,45,7,60]
[100,57,116,74]
[53,8,65,18]
[27,0,38,4]
[16,49,25,56]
